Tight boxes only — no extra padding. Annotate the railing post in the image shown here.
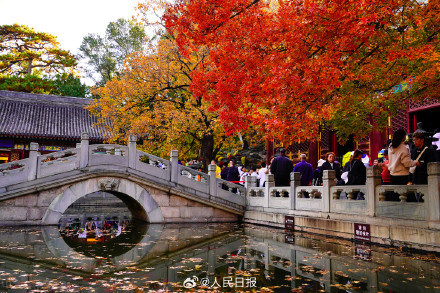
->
[290,172,301,210]
[128,135,137,169]
[322,170,336,213]
[245,175,257,189]
[208,164,217,198]
[27,142,39,181]
[80,132,89,168]
[427,162,440,221]
[265,174,274,208]
[170,150,179,183]
[366,166,382,217]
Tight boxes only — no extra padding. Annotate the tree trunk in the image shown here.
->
[200,134,215,173]
[27,59,33,75]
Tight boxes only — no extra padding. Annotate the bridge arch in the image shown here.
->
[42,177,164,225]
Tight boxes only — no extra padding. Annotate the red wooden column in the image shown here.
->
[309,141,319,170]
[266,139,274,165]
[370,129,387,161]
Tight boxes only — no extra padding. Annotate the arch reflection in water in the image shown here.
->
[43,223,162,274]
[0,224,438,292]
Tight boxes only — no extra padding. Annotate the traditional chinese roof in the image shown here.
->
[0,90,106,141]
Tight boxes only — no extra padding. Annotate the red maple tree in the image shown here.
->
[165,0,440,142]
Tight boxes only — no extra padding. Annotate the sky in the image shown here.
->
[1,0,142,84]
[1,0,140,54]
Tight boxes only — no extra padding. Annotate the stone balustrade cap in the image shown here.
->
[323,169,335,180]
[367,166,382,177]
[81,132,89,140]
[30,142,39,151]
[291,172,301,181]
[428,162,440,176]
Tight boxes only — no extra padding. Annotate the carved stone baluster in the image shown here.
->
[399,192,407,202]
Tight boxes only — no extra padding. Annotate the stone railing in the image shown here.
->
[330,184,368,215]
[296,185,324,212]
[89,144,129,167]
[37,148,80,178]
[246,163,440,222]
[0,134,246,211]
[376,184,429,220]
[207,165,246,207]
[269,179,292,209]
[177,164,210,194]
[136,150,170,181]
[0,158,30,186]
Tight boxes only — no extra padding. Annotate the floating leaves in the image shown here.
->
[0,223,437,292]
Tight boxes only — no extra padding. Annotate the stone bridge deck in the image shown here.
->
[0,134,245,225]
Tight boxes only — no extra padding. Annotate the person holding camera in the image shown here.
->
[409,132,436,185]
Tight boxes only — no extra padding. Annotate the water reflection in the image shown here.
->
[0,223,438,292]
[60,220,147,259]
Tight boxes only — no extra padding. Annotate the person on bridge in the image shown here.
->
[257,162,268,187]
[293,154,314,186]
[388,128,420,185]
[270,148,293,186]
[211,160,221,178]
[226,160,240,183]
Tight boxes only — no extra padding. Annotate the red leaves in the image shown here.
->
[166,0,440,143]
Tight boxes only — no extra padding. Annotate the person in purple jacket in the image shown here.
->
[293,154,314,186]
[270,148,294,186]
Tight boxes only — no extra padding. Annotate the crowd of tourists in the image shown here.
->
[210,127,439,193]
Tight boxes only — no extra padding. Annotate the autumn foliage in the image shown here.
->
[165,0,440,142]
[88,36,239,168]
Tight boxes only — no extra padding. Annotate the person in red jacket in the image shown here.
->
[378,149,391,185]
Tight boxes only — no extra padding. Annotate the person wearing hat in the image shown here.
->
[347,149,366,185]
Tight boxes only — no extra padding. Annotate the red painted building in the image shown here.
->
[267,98,440,168]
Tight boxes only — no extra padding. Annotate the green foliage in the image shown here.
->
[0,74,89,97]
[0,75,54,94]
[52,73,89,97]
[79,18,146,86]
[0,24,77,76]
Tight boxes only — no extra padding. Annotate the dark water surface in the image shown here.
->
[0,222,439,292]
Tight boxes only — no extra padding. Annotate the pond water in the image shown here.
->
[0,218,439,293]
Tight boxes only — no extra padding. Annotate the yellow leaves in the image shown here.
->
[87,34,234,162]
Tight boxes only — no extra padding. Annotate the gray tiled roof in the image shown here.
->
[0,90,106,140]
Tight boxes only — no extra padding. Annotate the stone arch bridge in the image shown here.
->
[0,134,245,225]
